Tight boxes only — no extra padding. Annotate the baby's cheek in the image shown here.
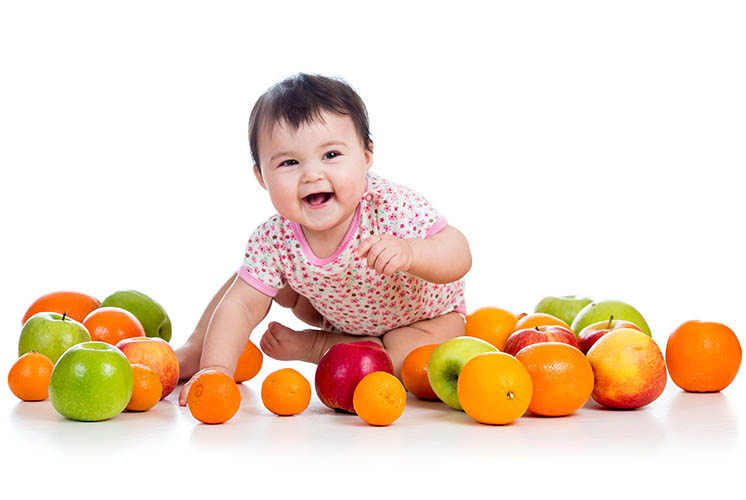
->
[269,189,300,218]
[338,174,366,200]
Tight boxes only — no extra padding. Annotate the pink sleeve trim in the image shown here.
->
[426,217,448,238]
[237,266,279,297]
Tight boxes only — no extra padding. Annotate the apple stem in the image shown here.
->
[534,326,540,332]
[62,312,67,322]
[607,315,614,329]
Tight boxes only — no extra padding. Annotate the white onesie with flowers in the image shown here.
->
[238,173,466,336]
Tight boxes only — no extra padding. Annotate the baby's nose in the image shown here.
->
[301,162,326,182]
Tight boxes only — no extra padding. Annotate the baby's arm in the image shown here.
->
[355,225,471,283]
[178,277,272,405]
[175,272,238,379]
[407,225,472,283]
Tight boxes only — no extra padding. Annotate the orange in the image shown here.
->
[127,364,163,412]
[352,371,406,426]
[23,291,100,324]
[8,352,54,401]
[457,352,532,425]
[465,307,517,351]
[666,320,741,392]
[515,342,594,416]
[234,340,263,383]
[400,344,439,400]
[187,370,241,424]
[514,312,571,331]
[83,307,146,345]
[261,368,311,416]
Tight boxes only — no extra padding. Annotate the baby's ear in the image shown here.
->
[253,165,267,190]
[364,141,374,171]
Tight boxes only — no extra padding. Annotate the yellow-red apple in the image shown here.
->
[116,337,179,399]
[587,328,666,409]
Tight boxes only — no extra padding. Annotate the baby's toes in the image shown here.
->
[259,329,276,354]
[260,322,287,356]
[260,322,304,360]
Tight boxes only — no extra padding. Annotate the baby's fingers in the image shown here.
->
[179,366,234,407]
[382,253,407,276]
[178,380,193,406]
[372,248,396,274]
[366,240,390,270]
[355,235,382,257]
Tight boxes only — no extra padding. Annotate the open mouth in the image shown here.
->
[303,192,334,207]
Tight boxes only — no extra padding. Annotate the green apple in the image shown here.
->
[18,312,91,363]
[100,290,171,342]
[427,336,498,410]
[49,341,134,421]
[571,299,651,336]
[534,295,593,329]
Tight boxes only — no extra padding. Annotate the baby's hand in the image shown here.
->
[355,234,413,276]
[178,366,233,406]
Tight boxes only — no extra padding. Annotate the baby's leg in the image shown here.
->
[274,285,324,328]
[260,322,382,363]
[177,280,321,380]
[382,312,465,378]
[260,312,465,378]
[265,286,356,360]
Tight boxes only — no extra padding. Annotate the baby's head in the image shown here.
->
[249,73,372,171]
[248,73,374,235]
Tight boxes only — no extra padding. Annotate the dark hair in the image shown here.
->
[249,73,372,170]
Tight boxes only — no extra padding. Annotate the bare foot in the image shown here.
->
[259,321,320,362]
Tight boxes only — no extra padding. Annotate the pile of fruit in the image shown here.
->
[423,296,741,424]
[11,290,178,421]
[8,292,742,428]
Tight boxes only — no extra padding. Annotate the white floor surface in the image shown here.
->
[3,342,743,498]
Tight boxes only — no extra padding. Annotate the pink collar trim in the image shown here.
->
[289,175,370,267]
[290,203,362,266]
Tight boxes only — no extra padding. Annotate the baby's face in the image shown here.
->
[254,111,373,235]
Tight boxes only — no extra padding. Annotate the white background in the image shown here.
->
[1,1,744,497]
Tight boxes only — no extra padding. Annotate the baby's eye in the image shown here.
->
[279,159,298,167]
[323,151,341,160]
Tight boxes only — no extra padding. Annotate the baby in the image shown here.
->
[176,73,472,404]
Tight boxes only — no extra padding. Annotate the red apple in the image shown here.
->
[116,337,179,399]
[578,316,643,354]
[503,325,580,356]
[587,328,666,409]
[315,341,393,413]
